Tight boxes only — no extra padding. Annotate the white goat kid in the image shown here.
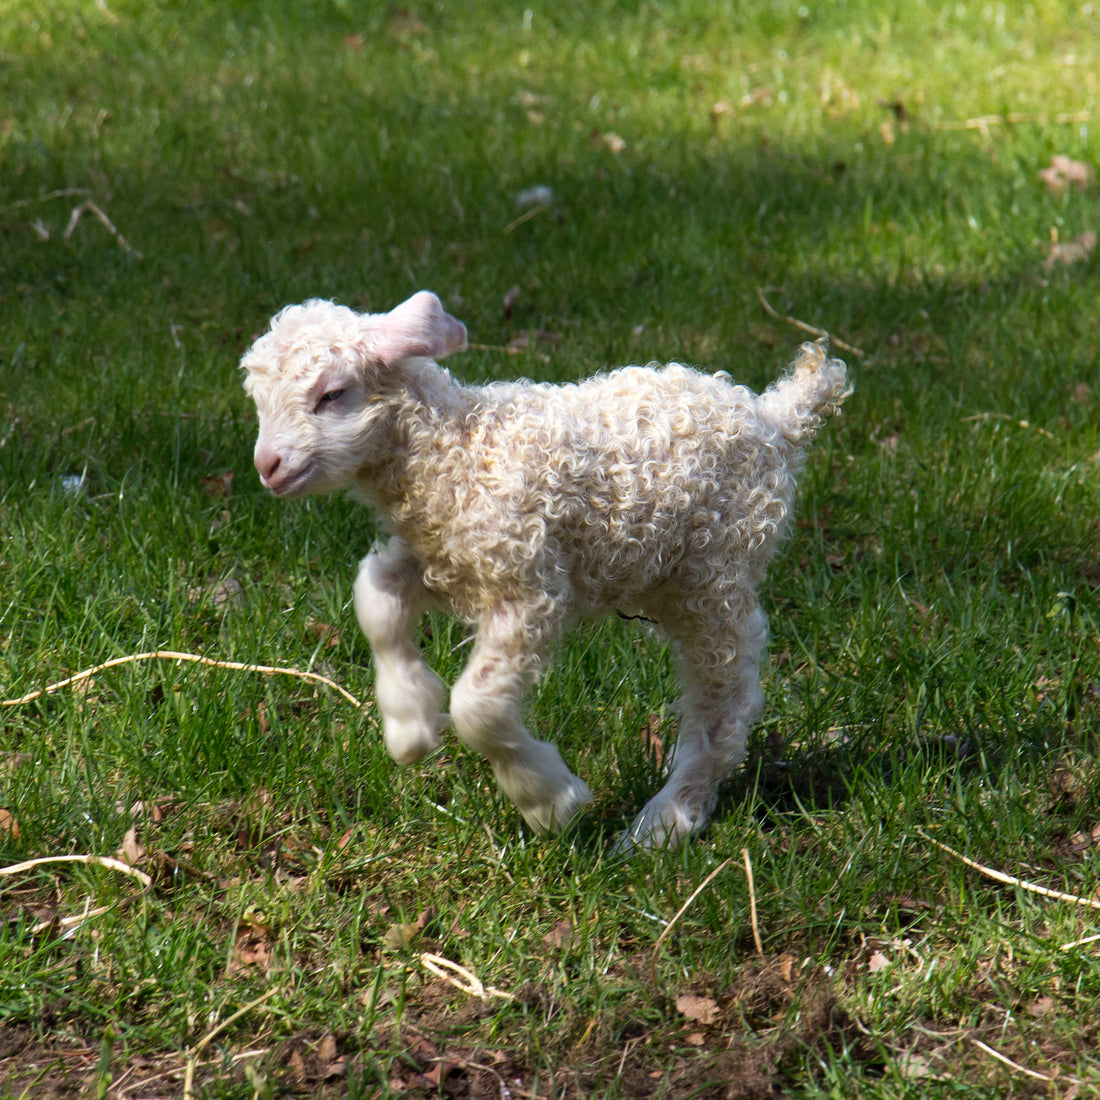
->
[241,291,850,850]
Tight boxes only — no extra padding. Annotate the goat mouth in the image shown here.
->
[262,464,315,497]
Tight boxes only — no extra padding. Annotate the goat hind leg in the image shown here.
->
[619,598,767,851]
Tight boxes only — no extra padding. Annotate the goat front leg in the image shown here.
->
[354,539,447,764]
[450,604,592,834]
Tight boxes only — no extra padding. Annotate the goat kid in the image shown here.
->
[241,291,850,850]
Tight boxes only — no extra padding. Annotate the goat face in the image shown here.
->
[241,292,466,498]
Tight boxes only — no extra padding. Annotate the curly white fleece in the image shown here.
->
[241,292,850,850]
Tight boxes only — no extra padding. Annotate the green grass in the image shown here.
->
[2,0,1099,1096]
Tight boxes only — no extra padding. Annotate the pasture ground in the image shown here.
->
[2,2,1099,1096]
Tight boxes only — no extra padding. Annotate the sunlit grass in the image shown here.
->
[2,1,1099,1096]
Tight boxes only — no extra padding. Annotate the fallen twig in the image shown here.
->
[756,287,865,359]
[654,857,735,951]
[183,988,279,1100]
[32,902,110,936]
[467,342,531,356]
[1,649,363,710]
[743,847,764,955]
[1061,932,1100,951]
[119,1049,267,1100]
[917,829,1100,911]
[2,188,92,211]
[430,1057,544,1100]
[961,412,1056,439]
[503,204,547,233]
[0,853,152,889]
[970,1038,1061,1083]
[63,199,142,258]
[59,415,97,438]
[419,952,517,1002]
[937,110,1090,132]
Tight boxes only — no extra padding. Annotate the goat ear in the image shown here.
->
[365,291,468,364]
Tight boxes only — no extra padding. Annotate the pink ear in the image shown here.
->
[366,291,467,364]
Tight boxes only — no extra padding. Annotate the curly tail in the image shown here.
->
[757,337,851,446]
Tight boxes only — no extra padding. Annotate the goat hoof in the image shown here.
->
[614,797,702,854]
[384,716,444,764]
[520,775,594,835]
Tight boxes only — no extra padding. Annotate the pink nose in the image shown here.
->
[254,444,282,483]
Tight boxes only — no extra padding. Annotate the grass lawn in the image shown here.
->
[2,0,1099,1096]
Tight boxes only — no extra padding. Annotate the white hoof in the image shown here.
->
[518,775,594,835]
[383,712,446,764]
[379,664,448,764]
[613,794,702,854]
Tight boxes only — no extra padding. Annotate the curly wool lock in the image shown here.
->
[241,291,850,850]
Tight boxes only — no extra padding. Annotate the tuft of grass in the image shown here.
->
[2,1,1099,1096]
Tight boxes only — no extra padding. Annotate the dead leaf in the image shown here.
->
[503,285,520,320]
[639,714,665,770]
[675,993,720,1025]
[515,90,549,109]
[116,826,144,867]
[306,620,341,647]
[421,1061,448,1088]
[590,129,627,154]
[409,1035,439,1059]
[208,508,231,536]
[867,950,891,973]
[200,470,234,498]
[123,798,168,823]
[0,752,32,778]
[189,577,244,609]
[288,1050,306,1087]
[1038,154,1095,193]
[213,578,243,608]
[709,101,734,132]
[778,953,796,983]
[1043,229,1096,270]
[1067,823,1100,852]
[229,920,271,973]
[392,10,428,34]
[897,1052,941,1080]
[543,920,573,949]
[0,808,20,839]
[317,1034,338,1063]
[684,1032,707,1046]
[506,328,562,352]
[1048,762,1094,803]
[879,98,911,123]
[383,921,420,951]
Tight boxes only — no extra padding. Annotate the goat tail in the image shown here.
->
[757,337,852,446]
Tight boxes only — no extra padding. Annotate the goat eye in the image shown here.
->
[316,388,345,410]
